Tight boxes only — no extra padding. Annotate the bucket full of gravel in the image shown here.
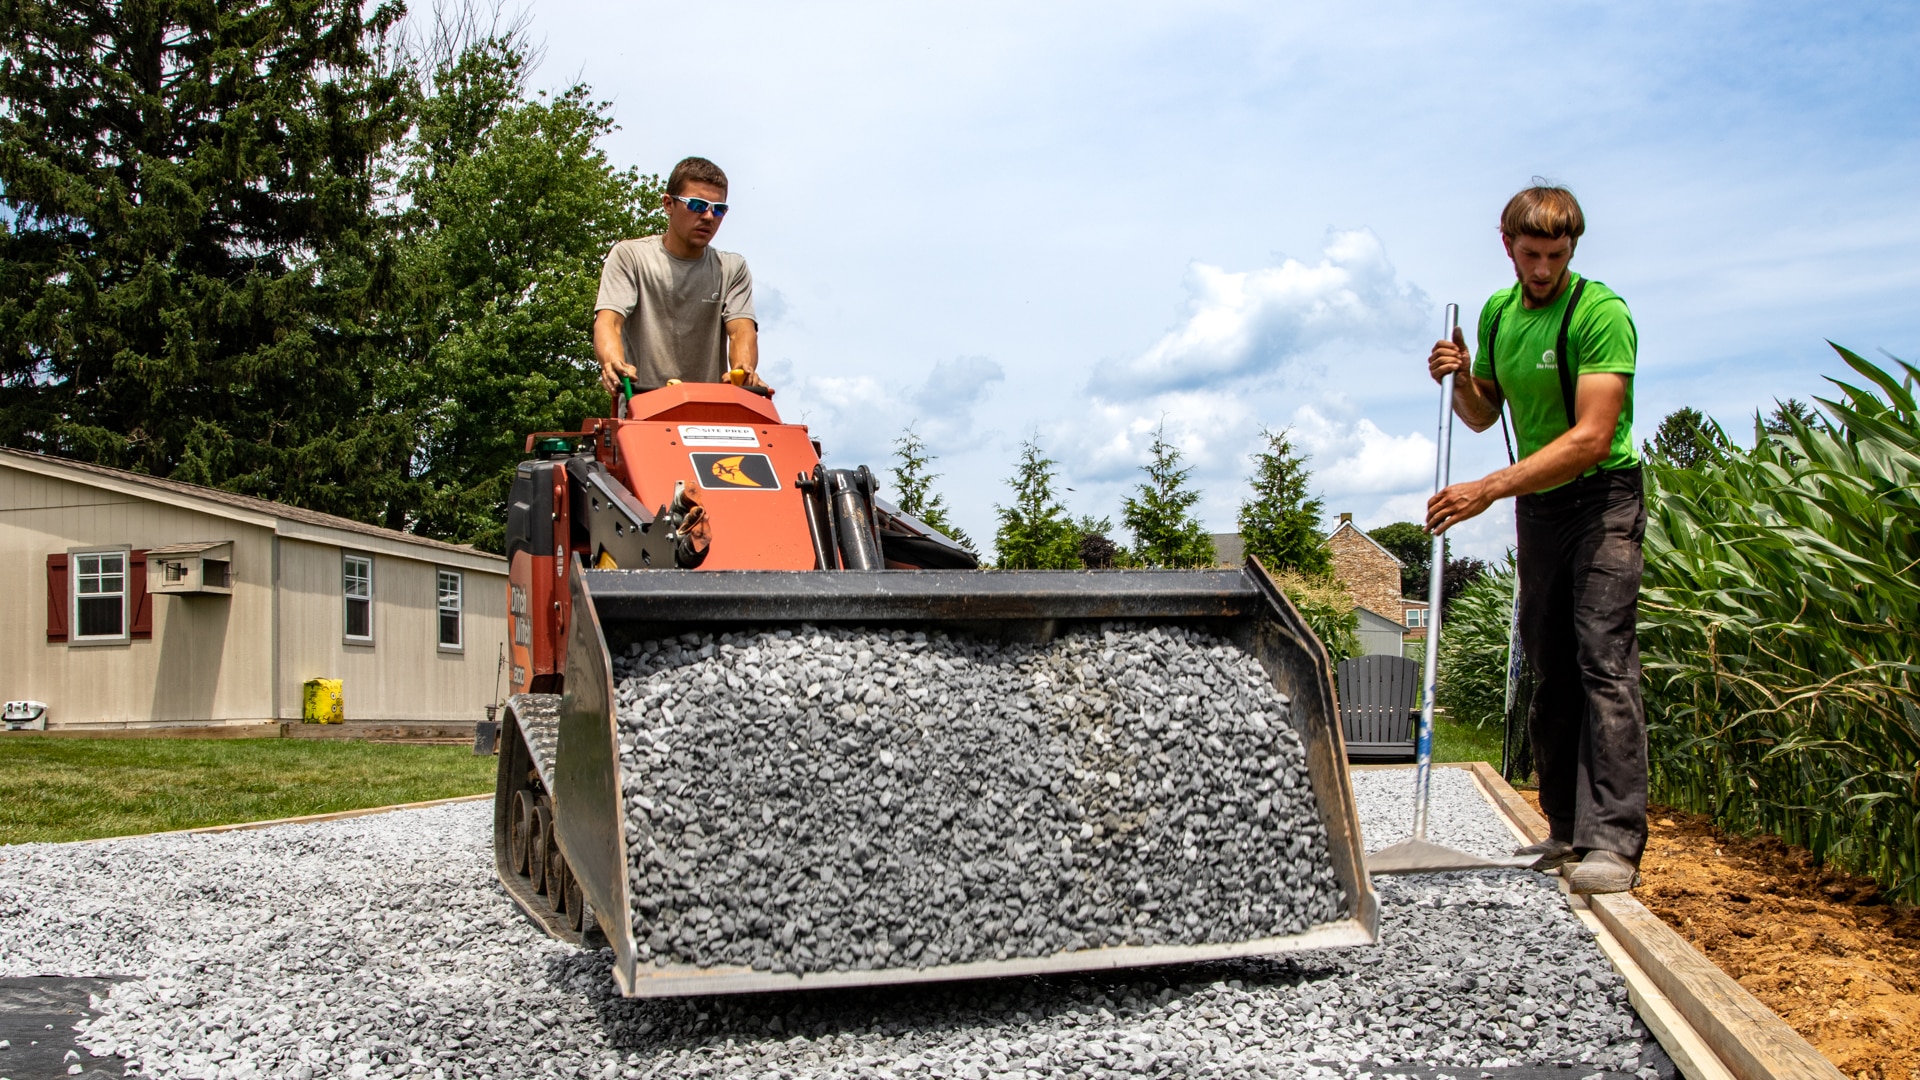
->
[509,566,1378,997]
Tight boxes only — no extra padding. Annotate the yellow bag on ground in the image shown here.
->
[302,678,344,724]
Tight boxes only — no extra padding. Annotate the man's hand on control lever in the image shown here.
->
[726,319,769,394]
[594,309,636,396]
[601,357,637,396]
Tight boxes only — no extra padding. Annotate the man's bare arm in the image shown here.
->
[1428,326,1503,431]
[595,309,633,394]
[726,318,769,391]
[1426,372,1629,533]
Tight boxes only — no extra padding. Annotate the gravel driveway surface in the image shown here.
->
[1,767,1671,1080]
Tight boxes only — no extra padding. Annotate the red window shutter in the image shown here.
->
[130,549,154,638]
[46,554,68,641]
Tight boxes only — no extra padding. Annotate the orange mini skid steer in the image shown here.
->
[490,380,1377,998]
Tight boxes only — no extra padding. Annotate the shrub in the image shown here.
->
[1268,569,1360,664]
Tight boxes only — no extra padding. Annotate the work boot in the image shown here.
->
[1512,837,1576,872]
[1567,849,1641,894]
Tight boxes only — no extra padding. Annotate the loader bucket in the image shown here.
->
[513,559,1377,997]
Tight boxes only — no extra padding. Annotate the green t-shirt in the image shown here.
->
[1471,273,1640,478]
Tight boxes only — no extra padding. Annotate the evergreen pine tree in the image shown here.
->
[1646,406,1727,468]
[1237,428,1332,576]
[889,425,974,551]
[992,439,1079,569]
[0,0,416,524]
[1763,398,1820,435]
[1123,423,1215,568]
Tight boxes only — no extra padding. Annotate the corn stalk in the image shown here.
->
[1641,345,1920,903]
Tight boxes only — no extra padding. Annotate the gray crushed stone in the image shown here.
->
[613,623,1343,973]
[515,695,560,785]
[0,766,1671,1079]
[1350,767,1524,859]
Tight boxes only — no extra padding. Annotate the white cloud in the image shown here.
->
[756,285,791,329]
[1094,229,1431,398]
[777,356,1005,467]
[1287,406,1436,496]
[1043,231,1433,531]
[914,356,1006,419]
[1066,387,1260,483]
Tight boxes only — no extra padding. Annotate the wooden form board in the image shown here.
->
[1456,762,1845,1080]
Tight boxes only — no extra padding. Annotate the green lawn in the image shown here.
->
[1431,715,1505,767]
[0,738,496,845]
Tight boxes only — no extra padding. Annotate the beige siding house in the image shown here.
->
[0,448,506,729]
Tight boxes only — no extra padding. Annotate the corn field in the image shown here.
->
[1641,346,1920,904]
[1436,560,1516,730]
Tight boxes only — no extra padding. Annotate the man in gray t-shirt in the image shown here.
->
[593,156,765,395]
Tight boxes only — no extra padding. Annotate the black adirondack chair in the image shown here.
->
[1335,654,1420,763]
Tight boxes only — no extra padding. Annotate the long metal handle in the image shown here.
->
[1410,302,1459,841]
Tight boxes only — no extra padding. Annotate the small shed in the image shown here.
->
[0,448,506,729]
[1354,605,1406,657]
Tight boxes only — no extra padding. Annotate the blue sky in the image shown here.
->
[520,1,1919,559]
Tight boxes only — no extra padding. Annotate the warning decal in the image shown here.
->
[691,452,781,491]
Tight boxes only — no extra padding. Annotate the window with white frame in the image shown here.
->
[343,554,373,642]
[73,550,128,640]
[1405,606,1427,628]
[437,570,463,650]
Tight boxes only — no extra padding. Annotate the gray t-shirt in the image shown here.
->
[594,235,756,390]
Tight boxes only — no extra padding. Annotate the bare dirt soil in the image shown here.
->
[1520,791,1920,1080]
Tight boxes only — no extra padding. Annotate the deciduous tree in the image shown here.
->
[389,29,664,548]
[1074,514,1128,569]
[1367,521,1428,592]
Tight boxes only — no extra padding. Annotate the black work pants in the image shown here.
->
[1515,467,1648,861]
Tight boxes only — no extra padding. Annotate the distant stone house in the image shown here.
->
[1210,533,1245,567]
[1215,519,1410,656]
[1401,598,1430,644]
[1326,512,1404,605]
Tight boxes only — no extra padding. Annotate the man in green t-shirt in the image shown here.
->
[1424,185,1647,894]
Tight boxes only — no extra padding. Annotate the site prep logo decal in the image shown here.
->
[691,452,781,491]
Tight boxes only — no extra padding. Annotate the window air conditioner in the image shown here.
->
[146,542,235,596]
